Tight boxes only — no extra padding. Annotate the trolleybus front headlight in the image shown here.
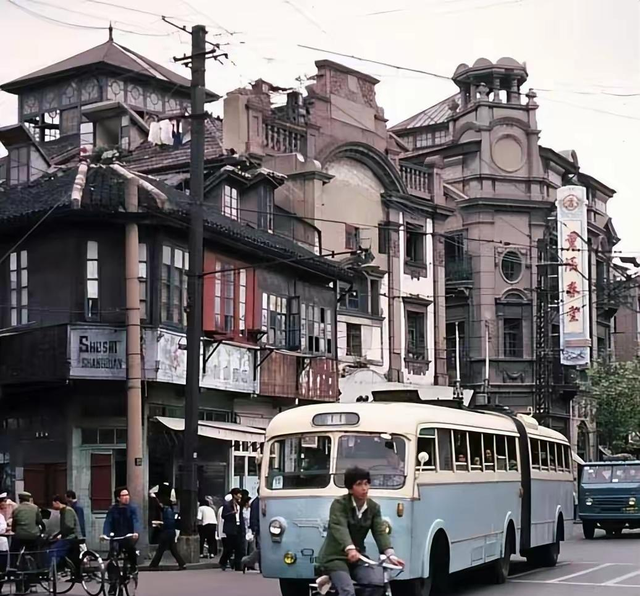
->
[629,497,636,506]
[585,497,593,506]
[269,517,287,542]
[283,552,297,565]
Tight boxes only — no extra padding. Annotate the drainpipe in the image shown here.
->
[123,176,144,515]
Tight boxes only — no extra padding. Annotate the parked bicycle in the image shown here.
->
[1,540,57,595]
[102,533,139,596]
[309,554,404,596]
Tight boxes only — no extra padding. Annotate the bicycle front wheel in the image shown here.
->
[81,551,106,596]
[42,557,76,595]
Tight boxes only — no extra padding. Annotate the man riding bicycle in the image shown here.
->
[102,487,140,596]
[316,467,405,596]
[51,495,82,575]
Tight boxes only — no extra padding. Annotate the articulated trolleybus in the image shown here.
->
[260,400,573,596]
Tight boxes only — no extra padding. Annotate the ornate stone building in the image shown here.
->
[392,58,620,456]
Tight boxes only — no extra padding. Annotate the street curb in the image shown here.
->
[139,561,221,572]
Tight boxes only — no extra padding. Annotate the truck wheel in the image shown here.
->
[583,521,596,540]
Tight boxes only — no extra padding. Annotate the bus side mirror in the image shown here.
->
[418,452,429,472]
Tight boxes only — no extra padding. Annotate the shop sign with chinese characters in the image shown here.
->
[557,186,590,366]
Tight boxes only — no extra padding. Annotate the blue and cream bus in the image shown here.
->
[259,401,573,596]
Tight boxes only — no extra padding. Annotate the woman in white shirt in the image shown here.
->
[0,510,8,580]
[197,498,218,558]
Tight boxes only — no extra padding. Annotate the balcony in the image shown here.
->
[400,163,433,200]
[263,120,306,155]
[445,255,473,287]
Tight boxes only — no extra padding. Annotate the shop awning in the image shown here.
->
[154,416,266,443]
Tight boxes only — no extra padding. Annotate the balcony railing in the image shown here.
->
[445,255,473,284]
[263,120,306,154]
[400,163,432,199]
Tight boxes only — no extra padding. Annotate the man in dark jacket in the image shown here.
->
[219,488,243,571]
[316,467,404,596]
[102,487,141,596]
[65,490,86,539]
[241,492,261,571]
[148,494,186,570]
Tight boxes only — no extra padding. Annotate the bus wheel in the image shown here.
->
[583,522,596,540]
[430,532,451,593]
[279,578,308,596]
[493,527,514,584]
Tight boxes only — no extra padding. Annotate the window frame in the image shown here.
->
[346,323,363,357]
[9,250,28,326]
[503,317,524,358]
[500,250,524,284]
[86,241,100,321]
[406,308,428,362]
[345,224,360,251]
[223,185,239,221]
[138,243,148,320]
[258,185,274,233]
[161,244,189,327]
[8,146,30,186]
[405,224,426,266]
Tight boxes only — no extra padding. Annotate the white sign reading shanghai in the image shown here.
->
[69,327,126,379]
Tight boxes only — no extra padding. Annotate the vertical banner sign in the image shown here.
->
[557,186,591,366]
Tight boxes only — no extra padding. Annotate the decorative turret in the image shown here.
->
[453,57,528,109]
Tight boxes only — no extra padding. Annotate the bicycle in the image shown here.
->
[79,541,107,596]
[309,554,404,596]
[102,534,139,596]
[3,540,57,595]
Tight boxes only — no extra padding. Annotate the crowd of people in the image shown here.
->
[0,483,261,594]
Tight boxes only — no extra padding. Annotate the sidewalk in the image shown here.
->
[139,554,220,572]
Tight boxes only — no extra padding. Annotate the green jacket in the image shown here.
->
[59,506,81,540]
[12,502,43,541]
[317,494,392,573]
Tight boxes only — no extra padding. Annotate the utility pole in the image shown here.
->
[182,24,207,555]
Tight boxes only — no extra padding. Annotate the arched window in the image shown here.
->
[496,292,530,359]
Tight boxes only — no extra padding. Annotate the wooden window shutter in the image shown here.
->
[90,452,113,512]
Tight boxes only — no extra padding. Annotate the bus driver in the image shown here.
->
[316,467,405,596]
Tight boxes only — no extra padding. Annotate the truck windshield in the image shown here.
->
[335,434,407,489]
[582,465,640,484]
[267,435,332,490]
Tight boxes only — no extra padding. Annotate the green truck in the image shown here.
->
[578,459,640,539]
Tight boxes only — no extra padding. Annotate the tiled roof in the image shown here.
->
[1,40,218,99]
[124,117,224,174]
[0,168,77,222]
[38,134,80,165]
[141,174,351,281]
[390,93,460,132]
[0,164,350,281]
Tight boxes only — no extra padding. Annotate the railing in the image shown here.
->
[263,120,306,154]
[400,163,432,198]
[445,255,473,283]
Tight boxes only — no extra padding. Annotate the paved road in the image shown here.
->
[59,525,640,595]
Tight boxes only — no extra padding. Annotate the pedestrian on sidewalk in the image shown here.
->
[241,492,261,572]
[148,494,186,571]
[65,490,86,539]
[219,488,243,571]
[197,497,217,558]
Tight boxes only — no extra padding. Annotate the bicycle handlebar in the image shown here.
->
[358,554,404,571]
[100,533,136,541]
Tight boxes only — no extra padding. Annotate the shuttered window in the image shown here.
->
[90,452,112,512]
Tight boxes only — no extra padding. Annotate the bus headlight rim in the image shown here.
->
[585,497,593,506]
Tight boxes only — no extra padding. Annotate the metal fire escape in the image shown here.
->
[534,226,557,426]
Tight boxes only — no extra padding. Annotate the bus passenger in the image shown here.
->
[316,467,405,596]
[457,453,467,463]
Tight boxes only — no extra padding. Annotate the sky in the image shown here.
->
[1,0,639,254]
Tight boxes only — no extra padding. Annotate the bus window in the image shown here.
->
[417,428,436,472]
[483,434,495,471]
[454,430,468,471]
[438,429,453,471]
[549,443,557,471]
[335,434,407,489]
[267,435,332,489]
[582,466,612,484]
[469,432,482,471]
[564,445,571,472]
[531,439,540,470]
[557,443,565,471]
[495,435,507,471]
[506,436,518,471]
[614,465,640,483]
[540,442,549,470]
